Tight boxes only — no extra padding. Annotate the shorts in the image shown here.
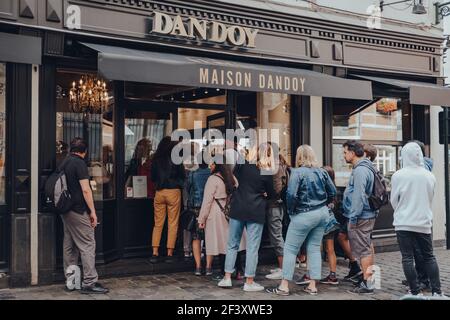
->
[324,230,338,240]
[347,218,376,259]
[338,217,349,234]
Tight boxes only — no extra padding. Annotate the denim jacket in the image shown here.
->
[186,167,210,208]
[286,167,337,215]
[342,159,377,224]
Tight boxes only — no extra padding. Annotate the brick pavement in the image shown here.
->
[1,247,449,300]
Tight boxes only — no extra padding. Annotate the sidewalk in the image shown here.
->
[0,247,449,300]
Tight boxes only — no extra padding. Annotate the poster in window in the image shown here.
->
[132,176,147,198]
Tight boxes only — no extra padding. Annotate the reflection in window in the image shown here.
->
[124,112,172,199]
[332,98,408,188]
[333,98,403,141]
[0,64,5,204]
[332,143,399,189]
[236,92,292,164]
[55,70,115,201]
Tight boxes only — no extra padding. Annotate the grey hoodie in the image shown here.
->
[391,143,436,234]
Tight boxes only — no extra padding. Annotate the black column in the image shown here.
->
[7,63,32,287]
[38,61,57,285]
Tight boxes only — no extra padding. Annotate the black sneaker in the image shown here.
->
[165,256,176,263]
[348,281,374,295]
[149,255,160,264]
[80,283,109,295]
[351,274,364,286]
[320,274,339,285]
[401,280,430,292]
[212,273,224,281]
[344,268,363,283]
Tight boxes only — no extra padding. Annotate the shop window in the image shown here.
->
[236,92,292,164]
[0,64,5,205]
[333,98,403,141]
[55,70,115,201]
[332,98,409,188]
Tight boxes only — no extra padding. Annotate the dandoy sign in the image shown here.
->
[150,11,259,48]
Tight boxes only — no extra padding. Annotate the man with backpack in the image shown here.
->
[59,138,108,294]
[342,140,378,294]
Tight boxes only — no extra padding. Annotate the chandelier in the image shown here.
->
[69,75,109,114]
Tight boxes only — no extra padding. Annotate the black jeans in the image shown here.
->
[412,241,430,286]
[396,231,441,295]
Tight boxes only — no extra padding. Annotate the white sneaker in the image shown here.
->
[432,292,450,300]
[270,267,281,274]
[243,282,265,292]
[265,270,283,280]
[400,292,425,300]
[218,277,232,288]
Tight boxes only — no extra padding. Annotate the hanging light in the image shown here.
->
[412,0,427,14]
[69,74,108,114]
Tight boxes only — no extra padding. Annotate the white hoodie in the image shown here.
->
[391,142,436,234]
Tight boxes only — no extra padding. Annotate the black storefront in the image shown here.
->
[1,0,449,287]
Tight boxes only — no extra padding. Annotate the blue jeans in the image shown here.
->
[224,218,264,278]
[282,206,328,281]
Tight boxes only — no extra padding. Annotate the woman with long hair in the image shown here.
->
[150,136,185,263]
[218,143,275,292]
[266,145,336,296]
[198,157,245,276]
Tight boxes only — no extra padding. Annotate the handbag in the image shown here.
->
[180,208,197,231]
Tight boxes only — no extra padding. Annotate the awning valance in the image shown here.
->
[352,75,450,107]
[0,32,41,65]
[82,43,373,100]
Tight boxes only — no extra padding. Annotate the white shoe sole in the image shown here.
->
[243,287,265,292]
[265,275,283,280]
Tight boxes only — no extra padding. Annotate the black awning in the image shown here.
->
[353,75,450,107]
[0,32,41,65]
[82,43,373,100]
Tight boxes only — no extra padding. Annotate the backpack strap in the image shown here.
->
[213,174,231,210]
[355,162,377,176]
[57,156,71,173]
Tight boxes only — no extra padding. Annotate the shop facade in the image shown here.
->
[0,0,448,287]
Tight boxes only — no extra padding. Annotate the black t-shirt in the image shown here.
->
[63,154,90,214]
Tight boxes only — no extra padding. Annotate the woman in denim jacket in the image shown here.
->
[267,145,336,296]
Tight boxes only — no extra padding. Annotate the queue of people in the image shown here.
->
[117,136,446,297]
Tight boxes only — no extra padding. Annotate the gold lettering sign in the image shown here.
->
[151,11,259,48]
[199,67,306,93]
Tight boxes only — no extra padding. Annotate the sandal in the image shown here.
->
[266,287,290,296]
[303,287,318,296]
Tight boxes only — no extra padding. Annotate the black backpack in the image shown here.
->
[357,162,389,211]
[44,158,73,214]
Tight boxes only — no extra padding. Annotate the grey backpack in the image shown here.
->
[44,159,73,214]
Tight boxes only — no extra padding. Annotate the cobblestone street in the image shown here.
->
[1,247,449,300]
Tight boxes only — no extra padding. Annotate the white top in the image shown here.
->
[390,143,436,234]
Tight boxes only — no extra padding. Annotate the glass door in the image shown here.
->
[123,110,173,200]
[0,63,7,272]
